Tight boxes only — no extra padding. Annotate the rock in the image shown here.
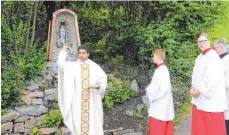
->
[136,104,143,111]
[32,98,43,105]
[21,95,31,105]
[35,114,47,126]
[25,117,35,128]
[44,94,57,101]
[44,74,53,81]
[14,116,30,123]
[113,129,135,135]
[107,74,115,80]
[53,67,58,75]
[44,100,49,106]
[125,110,134,117]
[39,127,57,134]
[20,90,31,105]
[40,70,46,76]
[63,132,71,135]
[15,105,48,116]
[123,132,143,135]
[24,117,35,133]
[130,79,139,93]
[47,61,56,68]
[54,82,58,88]
[20,90,30,95]
[46,70,55,77]
[44,74,53,88]
[34,76,49,88]
[60,127,70,135]
[54,75,58,79]
[14,123,24,133]
[25,81,39,91]
[44,89,58,101]
[29,91,44,98]
[1,111,20,123]
[1,122,13,134]
[44,88,57,95]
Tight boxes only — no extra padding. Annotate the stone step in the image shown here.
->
[113,129,135,135]
[123,132,144,135]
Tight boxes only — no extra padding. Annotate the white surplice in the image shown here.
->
[57,50,107,135]
[221,54,229,119]
[191,49,227,112]
[145,65,175,121]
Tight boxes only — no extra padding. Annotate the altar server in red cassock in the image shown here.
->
[190,33,227,135]
[143,49,175,135]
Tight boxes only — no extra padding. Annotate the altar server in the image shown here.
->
[144,49,175,135]
[190,33,227,135]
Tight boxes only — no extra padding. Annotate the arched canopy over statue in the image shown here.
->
[48,9,81,61]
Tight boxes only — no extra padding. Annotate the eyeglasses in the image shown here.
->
[197,40,208,43]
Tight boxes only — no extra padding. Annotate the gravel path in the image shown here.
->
[174,115,192,135]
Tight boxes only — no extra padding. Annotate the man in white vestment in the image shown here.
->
[58,44,107,135]
[214,38,229,135]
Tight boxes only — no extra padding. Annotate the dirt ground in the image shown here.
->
[103,96,149,134]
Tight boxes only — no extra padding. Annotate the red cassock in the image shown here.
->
[191,105,226,135]
[149,117,173,135]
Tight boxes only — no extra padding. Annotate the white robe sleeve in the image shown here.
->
[96,65,107,99]
[198,58,221,98]
[57,50,75,119]
[57,50,67,69]
[146,68,170,103]
[225,62,229,90]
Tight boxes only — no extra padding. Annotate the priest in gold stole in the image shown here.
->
[58,45,107,135]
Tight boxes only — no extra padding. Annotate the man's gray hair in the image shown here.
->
[214,38,227,48]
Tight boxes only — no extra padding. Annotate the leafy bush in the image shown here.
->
[133,105,144,119]
[104,78,138,109]
[29,127,40,135]
[1,109,9,115]
[1,13,47,108]
[172,84,191,115]
[43,110,63,128]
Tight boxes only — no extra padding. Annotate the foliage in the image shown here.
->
[133,104,144,119]
[29,127,40,135]
[104,78,138,109]
[1,2,47,108]
[110,55,124,76]
[172,85,191,116]
[43,110,63,128]
[1,1,229,118]
[1,109,9,115]
[209,2,229,44]
[174,103,192,125]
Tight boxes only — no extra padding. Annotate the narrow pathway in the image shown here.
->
[174,115,192,135]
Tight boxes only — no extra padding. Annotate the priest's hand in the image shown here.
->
[190,88,200,97]
[62,44,69,51]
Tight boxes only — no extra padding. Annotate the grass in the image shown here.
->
[174,103,192,125]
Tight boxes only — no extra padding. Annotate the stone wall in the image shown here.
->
[1,62,71,135]
[1,62,140,135]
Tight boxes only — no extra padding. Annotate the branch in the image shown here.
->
[30,1,39,47]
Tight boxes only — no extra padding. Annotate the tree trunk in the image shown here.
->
[25,2,34,54]
[30,1,39,47]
